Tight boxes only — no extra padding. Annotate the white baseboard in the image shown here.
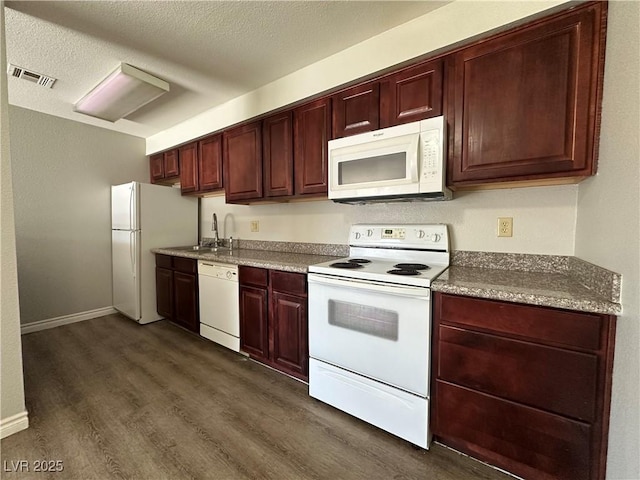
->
[0,411,29,439]
[21,307,117,335]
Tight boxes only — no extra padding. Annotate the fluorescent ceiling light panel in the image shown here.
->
[73,63,169,122]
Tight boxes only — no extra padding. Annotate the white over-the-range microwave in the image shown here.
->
[328,116,451,204]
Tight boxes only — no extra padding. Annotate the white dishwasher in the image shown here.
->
[198,261,240,352]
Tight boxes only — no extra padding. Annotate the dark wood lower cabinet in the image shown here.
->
[271,291,308,378]
[432,292,616,480]
[173,271,198,332]
[239,266,309,380]
[239,285,269,359]
[155,255,199,333]
[155,267,173,319]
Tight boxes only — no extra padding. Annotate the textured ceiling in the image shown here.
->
[4,1,447,138]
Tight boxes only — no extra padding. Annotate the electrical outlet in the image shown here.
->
[250,220,259,233]
[498,217,513,237]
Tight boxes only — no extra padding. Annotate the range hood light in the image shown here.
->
[73,63,169,122]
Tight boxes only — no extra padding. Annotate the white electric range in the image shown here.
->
[307,224,450,449]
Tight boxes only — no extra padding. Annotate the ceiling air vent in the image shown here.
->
[7,64,56,88]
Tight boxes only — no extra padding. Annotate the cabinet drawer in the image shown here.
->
[155,254,172,268]
[239,266,268,287]
[435,381,591,480]
[438,294,601,350]
[270,270,307,296]
[173,257,197,274]
[438,325,598,421]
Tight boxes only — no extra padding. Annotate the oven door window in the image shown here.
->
[308,275,431,397]
[328,300,399,341]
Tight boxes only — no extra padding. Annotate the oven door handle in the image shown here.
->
[308,274,429,299]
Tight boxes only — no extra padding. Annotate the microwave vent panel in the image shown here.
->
[7,64,57,88]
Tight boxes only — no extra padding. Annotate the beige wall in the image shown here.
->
[575,2,640,479]
[0,1,27,431]
[201,185,578,254]
[9,107,147,324]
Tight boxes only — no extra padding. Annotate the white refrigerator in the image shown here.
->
[112,181,197,324]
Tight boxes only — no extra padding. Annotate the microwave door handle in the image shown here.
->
[308,274,429,298]
[409,135,420,182]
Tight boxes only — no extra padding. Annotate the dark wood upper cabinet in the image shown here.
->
[150,149,180,184]
[263,112,294,198]
[198,134,223,192]
[224,121,263,202]
[448,2,606,187]
[179,142,198,194]
[150,153,164,183]
[332,82,380,138]
[380,59,443,128]
[293,98,331,196]
[164,149,180,178]
[150,3,606,195]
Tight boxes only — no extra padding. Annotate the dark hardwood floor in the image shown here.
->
[2,314,513,479]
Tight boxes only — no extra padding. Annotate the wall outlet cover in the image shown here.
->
[498,217,513,237]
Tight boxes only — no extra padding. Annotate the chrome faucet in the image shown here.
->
[212,213,220,247]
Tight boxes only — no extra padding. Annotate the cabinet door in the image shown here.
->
[155,267,173,319]
[448,3,604,186]
[173,271,198,332]
[164,149,180,178]
[332,81,380,138]
[380,59,443,128]
[293,98,331,196]
[224,121,263,202]
[271,292,308,379]
[150,153,165,183]
[263,112,293,197]
[198,134,223,192]
[179,142,199,194]
[239,285,269,360]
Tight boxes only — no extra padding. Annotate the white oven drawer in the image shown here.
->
[309,359,430,448]
[308,274,431,396]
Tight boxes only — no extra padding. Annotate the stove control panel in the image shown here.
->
[381,228,405,240]
[350,224,449,252]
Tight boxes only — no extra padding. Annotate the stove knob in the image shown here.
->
[354,232,361,240]
[416,230,426,239]
[430,233,441,242]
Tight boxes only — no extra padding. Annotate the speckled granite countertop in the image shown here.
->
[152,242,622,316]
[151,246,342,274]
[432,266,621,315]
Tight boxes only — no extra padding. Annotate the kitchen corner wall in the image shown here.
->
[8,107,147,325]
[575,2,640,479]
[1,1,27,435]
[201,185,577,255]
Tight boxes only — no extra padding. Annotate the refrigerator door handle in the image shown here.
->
[129,183,135,230]
[130,231,136,275]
